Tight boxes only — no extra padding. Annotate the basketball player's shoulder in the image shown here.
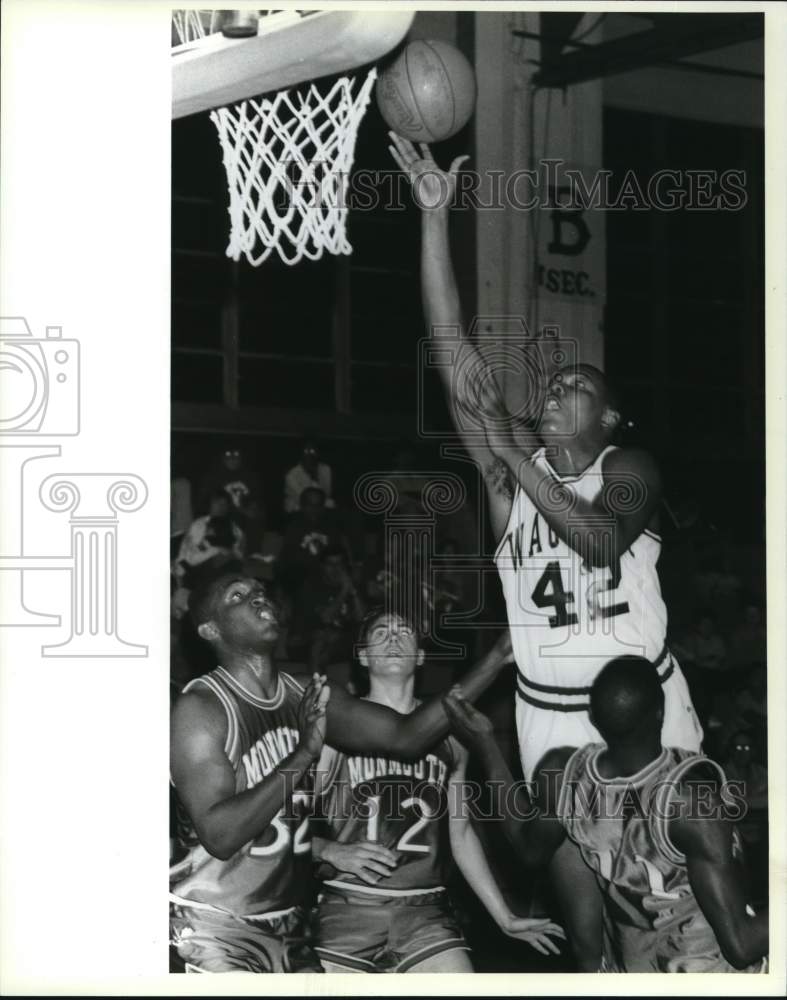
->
[662,751,728,837]
[171,676,229,742]
[537,744,578,774]
[174,674,225,717]
[533,745,577,789]
[601,444,661,485]
[670,751,726,801]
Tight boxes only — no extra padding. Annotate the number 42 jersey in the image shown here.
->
[494,446,702,778]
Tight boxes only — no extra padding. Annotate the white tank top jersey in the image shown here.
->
[494,445,670,712]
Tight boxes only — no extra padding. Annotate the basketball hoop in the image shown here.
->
[171,10,216,46]
[210,69,376,266]
[171,9,414,266]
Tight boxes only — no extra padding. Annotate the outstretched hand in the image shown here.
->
[297,673,331,760]
[387,132,469,211]
[501,915,566,955]
[456,363,520,459]
[443,686,495,750]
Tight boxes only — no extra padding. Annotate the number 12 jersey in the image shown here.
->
[315,724,458,896]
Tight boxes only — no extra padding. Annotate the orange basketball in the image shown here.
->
[376,39,477,143]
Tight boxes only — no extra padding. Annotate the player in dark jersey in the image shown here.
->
[170,572,515,972]
[389,132,701,969]
[310,608,565,973]
[442,657,769,973]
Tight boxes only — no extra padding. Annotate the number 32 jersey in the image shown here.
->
[170,668,313,917]
[495,445,669,713]
[315,723,458,895]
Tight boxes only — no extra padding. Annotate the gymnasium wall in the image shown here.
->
[171,10,764,544]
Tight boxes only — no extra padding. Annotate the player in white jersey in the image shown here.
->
[443,657,768,973]
[389,133,701,969]
[494,438,700,777]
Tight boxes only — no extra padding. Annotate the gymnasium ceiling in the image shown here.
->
[528,11,764,88]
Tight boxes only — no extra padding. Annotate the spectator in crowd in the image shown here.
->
[433,537,466,618]
[733,665,768,731]
[722,728,768,811]
[199,444,262,518]
[719,727,768,904]
[170,475,193,560]
[277,487,346,598]
[693,550,742,628]
[730,603,767,672]
[288,545,365,686]
[418,537,475,697]
[283,438,335,515]
[675,612,729,672]
[174,489,245,599]
[239,496,281,584]
[383,440,431,517]
[672,611,730,726]
[361,554,394,606]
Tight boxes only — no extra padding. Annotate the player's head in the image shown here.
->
[222,446,243,471]
[539,364,621,443]
[727,728,756,767]
[589,655,664,745]
[301,438,319,472]
[189,572,280,652]
[357,607,424,680]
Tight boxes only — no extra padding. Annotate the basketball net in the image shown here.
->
[210,69,377,266]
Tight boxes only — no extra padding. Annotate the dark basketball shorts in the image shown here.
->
[313,886,469,973]
[170,901,323,973]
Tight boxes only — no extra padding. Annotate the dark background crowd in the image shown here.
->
[170,432,768,970]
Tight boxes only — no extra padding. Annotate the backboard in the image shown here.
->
[172,9,415,119]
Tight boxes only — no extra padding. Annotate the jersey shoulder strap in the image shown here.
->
[281,671,305,696]
[650,752,727,866]
[182,671,239,761]
[556,743,599,822]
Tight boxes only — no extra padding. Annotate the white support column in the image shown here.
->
[474,12,606,409]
